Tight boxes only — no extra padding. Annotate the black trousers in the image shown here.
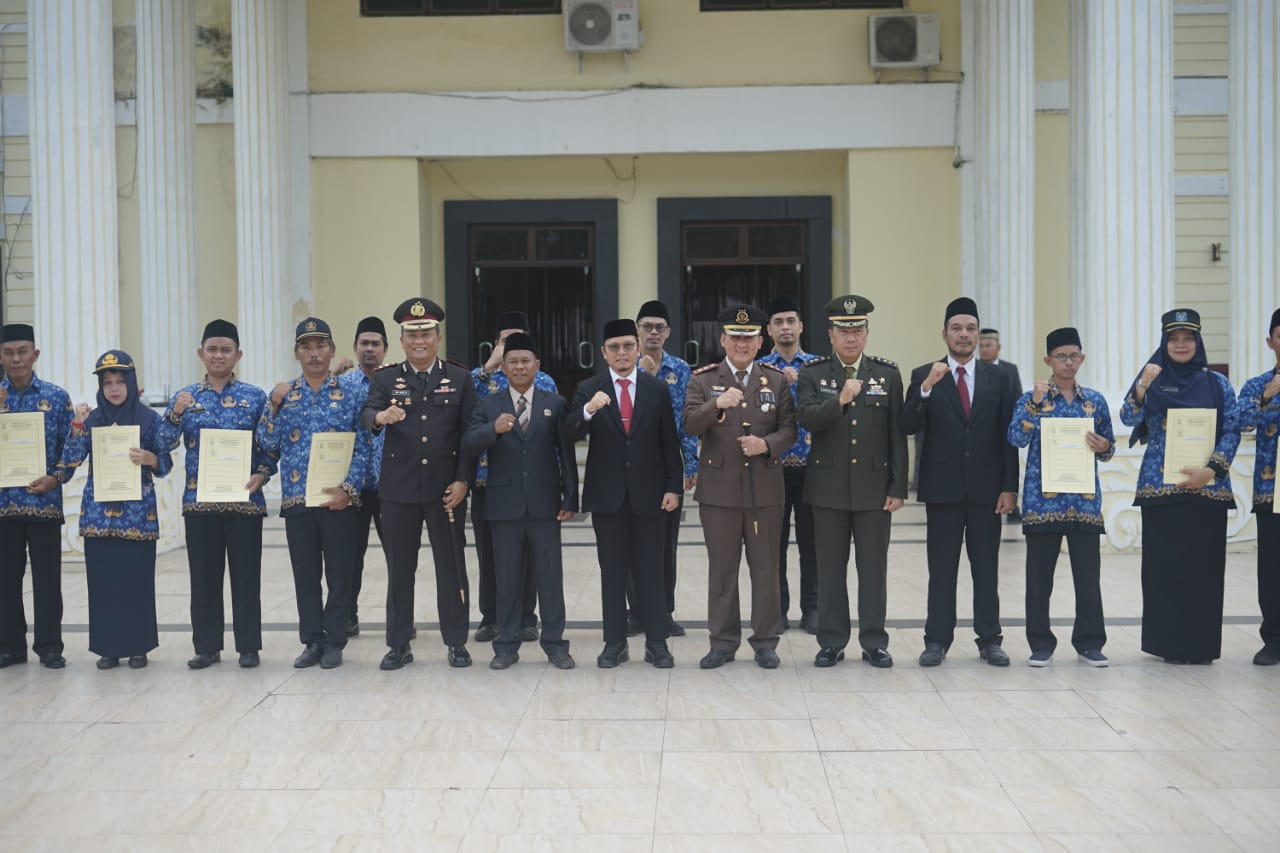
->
[284,508,356,650]
[626,494,680,617]
[350,489,382,621]
[779,466,818,618]
[0,519,63,659]
[924,502,1003,651]
[381,497,470,649]
[1024,530,1106,654]
[594,501,670,644]
[473,488,537,629]
[1259,512,1280,649]
[491,517,568,656]
[813,506,891,652]
[185,514,263,655]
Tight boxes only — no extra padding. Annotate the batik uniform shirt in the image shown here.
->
[55,418,173,541]
[156,377,276,516]
[470,367,557,487]
[1007,384,1115,533]
[652,352,698,478]
[0,373,73,522]
[1120,371,1241,506]
[1237,367,1280,512]
[255,374,371,517]
[339,369,382,491]
[757,347,819,467]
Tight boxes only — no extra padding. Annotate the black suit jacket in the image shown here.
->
[462,387,578,521]
[564,370,683,515]
[901,357,1018,504]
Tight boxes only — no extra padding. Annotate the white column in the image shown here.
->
[232,0,292,389]
[970,0,1035,384]
[137,0,198,403]
[26,0,119,401]
[1069,0,1176,398]
[1230,0,1280,381]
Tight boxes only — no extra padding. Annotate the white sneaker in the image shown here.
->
[1028,650,1053,667]
[1078,649,1109,667]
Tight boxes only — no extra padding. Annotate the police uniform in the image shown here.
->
[683,306,796,668]
[795,296,908,667]
[361,298,478,669]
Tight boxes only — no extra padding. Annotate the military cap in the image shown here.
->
[394,297,444,332]
[93,349,137,374]
[294,317,333,342]
[1161,308,1201,333]
[823,294,874,329]
[718,305,767,337]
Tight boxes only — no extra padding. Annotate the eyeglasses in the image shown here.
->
[638,322,668,333]
[604,341,638,353]
[1050,353,1085,364]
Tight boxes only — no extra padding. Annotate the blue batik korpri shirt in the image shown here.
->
[55,419,173,541]
[652,351,698,479]
[0,373,73,522]
[1237,367,1280,513]
[339,369,383,491]
[757,347,820,467]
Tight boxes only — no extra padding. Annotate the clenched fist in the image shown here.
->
[375,402,407,426]
[1031,379,1051,405]
[715,387,744,410]
[839,378,863,406]
[171,390,196,416]
[585,390,612,415]
[922,361,950,392]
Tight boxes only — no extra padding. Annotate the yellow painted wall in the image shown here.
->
[1033,112,1070,361]
[1035,0,1070,81]
[1174,12,1228,77]
[307,0,963,93]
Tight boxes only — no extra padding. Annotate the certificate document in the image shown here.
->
[1040,417,1095,495]
[305,432,355,507]
[91,425,141,502]
[0,411,46,488]
[196,428,252,504]
[1163,408,1217,484]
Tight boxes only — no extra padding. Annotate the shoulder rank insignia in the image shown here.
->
[802,356,830,368]
[376,362,400,373]
[693,362,721,375]
[759,362,785,374]
[446,358,468,370]
[867,355,898,368]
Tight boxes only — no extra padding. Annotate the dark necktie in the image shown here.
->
[956,365,971,419]
[735,369,747,388]
[515,394,529,432]
[617,378,632,434]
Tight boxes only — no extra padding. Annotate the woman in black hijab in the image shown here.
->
[55,351,173,669]
[1120,310,1241,664]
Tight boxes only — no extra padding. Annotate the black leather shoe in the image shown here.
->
[699,648,734,669]
[666,618,686,637]
[625,615,643,638]
[238,651,260,668]
[381,646,413,670]
[918,644,946,667]
[489,651,519,670]
[801,610,819,635]
[980,645,1010,667]
[474,624,497,642]
[294,643,323,669]
[862,648,893,668]
[779,616,790,632]
[410,626,418,639]
[38,652,66,669]
[814,647,845,668]
[96,656,119,670]
[187,652,221,669]
[0,652,26,668]
[517,626,539,642]
[597,642,629,668]
[448,645,472,668]
[755,648,781,669]
[320,647,343,669]
[549,651,576,670]
[128,655,148,669]
[345,618,360,638]
[1254,646,1280,666]
[644,640,674,668]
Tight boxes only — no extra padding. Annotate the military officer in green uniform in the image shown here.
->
[796,295,908,668]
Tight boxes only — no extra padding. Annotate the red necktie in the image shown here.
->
[617,378,632,434]
[956,365,971,419]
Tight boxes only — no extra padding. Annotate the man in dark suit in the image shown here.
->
[797,295,908,669]
[979,328,1024,397]
[361,297,477,671]
[902,297,1019,667]
[684,305,795,670]
[565,318,683,668]
[463,333,578,671]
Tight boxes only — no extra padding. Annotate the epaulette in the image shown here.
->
[375,361,401,373]
[802,356,831,368]
[758,362,785,374]
[868,355,898,368]
[446,358,469,370]
[692,362,721,375]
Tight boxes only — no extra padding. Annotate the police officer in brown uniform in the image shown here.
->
[796,295,907,668]
[684,306,797,669]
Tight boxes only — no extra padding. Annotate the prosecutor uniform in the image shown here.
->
[796,296,907,668]
[1237,307,1280,666]
[684,306,795,669]
[362,298,478,670]
[0,323,72,669]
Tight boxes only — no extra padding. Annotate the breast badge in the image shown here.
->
[37,399,51,411]
[222,396,237,408]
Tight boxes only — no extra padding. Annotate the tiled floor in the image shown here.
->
[1,514,1277,852]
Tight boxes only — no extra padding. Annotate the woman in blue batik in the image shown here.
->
[56,351,173,669]
[1120,309,1240,664]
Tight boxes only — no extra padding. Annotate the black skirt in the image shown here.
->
[84,537,159,659]
[1140,502,1227,661]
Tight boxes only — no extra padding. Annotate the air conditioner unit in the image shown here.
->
[564,0,641,53]
[868,13,940,69]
